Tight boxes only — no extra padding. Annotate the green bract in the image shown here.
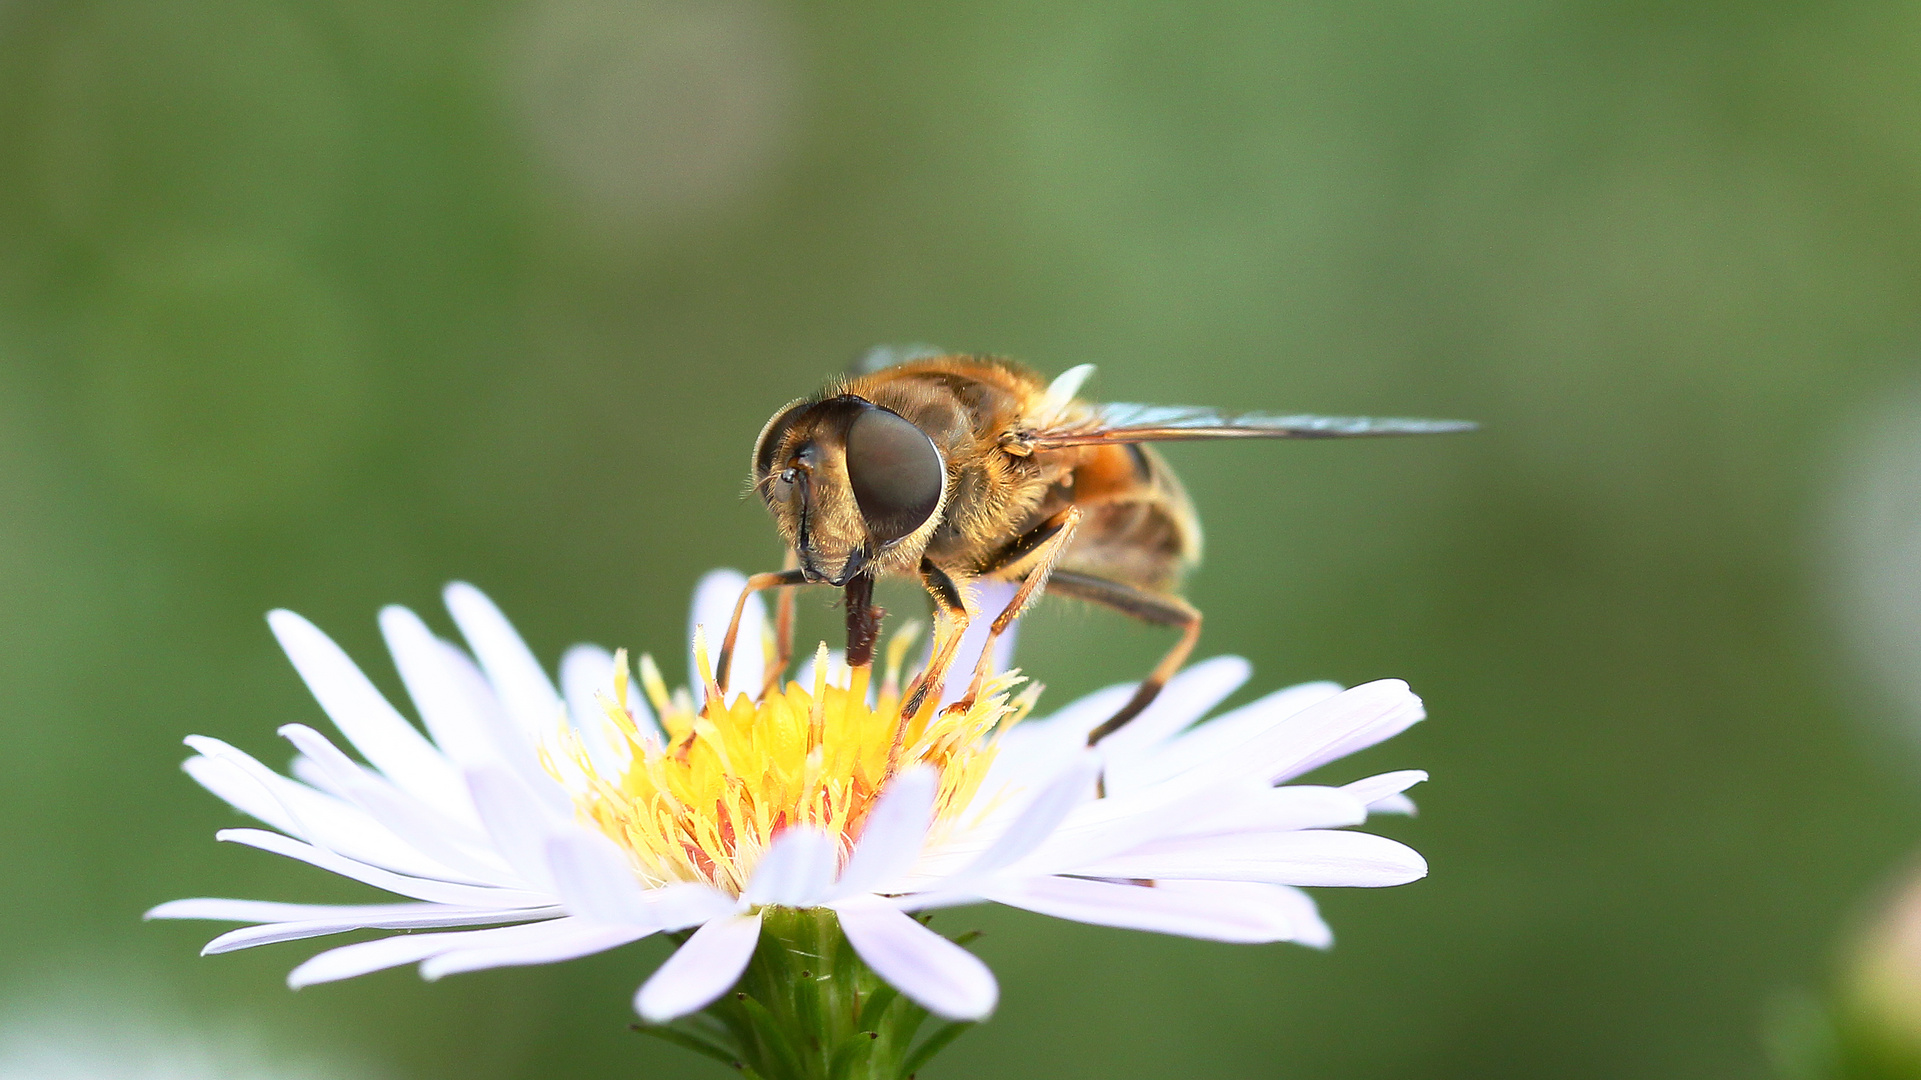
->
[636,907,977,1080]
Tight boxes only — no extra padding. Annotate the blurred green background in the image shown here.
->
[6,0,1921,1076]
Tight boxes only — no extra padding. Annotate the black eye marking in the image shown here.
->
[845,406,943,545]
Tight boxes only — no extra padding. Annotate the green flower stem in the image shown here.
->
[635,908,976,1080]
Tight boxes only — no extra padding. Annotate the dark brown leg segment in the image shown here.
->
[1044,570,1203,746]
[842,572,883,669]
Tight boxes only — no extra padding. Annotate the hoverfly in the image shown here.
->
[714,350,1473,746]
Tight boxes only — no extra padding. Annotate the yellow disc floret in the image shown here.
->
[544,629,1033,897]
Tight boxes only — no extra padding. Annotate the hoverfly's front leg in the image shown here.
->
[760,548,802,698]
[714,565,809,697]
[948,506,1083,714]
[1043,570,1203,747]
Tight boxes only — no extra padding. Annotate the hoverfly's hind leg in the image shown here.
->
[949,507,1083,714]
[759,549,803,698]
[899,561,972,722]
[1044,570,1203,747]
[714,565,810,697]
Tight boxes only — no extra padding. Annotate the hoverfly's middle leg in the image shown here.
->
[1043,569,1203,747]
[948,506,1083,714]
[714,564,809,699]
[899,560,972,721]
[888,560,972,780]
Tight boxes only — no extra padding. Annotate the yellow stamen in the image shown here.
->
[638,653,673,719]
[808,643,829,748]
[759,622,778,679]
[612,648,632,715]
[880,620,924,702]
[692,625,723,706]
[547,644,1026,898]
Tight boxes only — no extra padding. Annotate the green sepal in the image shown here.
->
[630,1022,753,1074]
[641,906,981,1080]
[899,1021,975,1079]
[854,984,900,1033]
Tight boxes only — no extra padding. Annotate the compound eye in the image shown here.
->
[845,406,943,544]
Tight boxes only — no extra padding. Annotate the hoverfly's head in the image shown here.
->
[751,394,946,586]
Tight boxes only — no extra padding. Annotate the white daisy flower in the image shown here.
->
[150,571,1428,1030]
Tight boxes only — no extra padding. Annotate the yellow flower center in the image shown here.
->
[545,630,1032,897]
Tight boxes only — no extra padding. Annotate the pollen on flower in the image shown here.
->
[543,628,1033,897]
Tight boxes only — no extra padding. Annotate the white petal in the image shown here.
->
[1234,883,1333,949]
[1139,880,1333,947]
[833,896,997,1021]
[182,752,298,833]
[689,569,765,704]
[937,579,1020,708]
[1124,680,1344,789]
[561,642,616,732]
[465,766,565,891]
[543,830,656,925]
[277,724,509,883]
[835,767,937,897]
[288,918,585,988]
[266,609,469,818]
[1366,792,1417,815]
[215,828,553,908]
[1017,682,1138,743]
[955,754,1100,881]
[288,934,475,988]
[1341,769,1426,815]
[434,637,573,814]
[1037,363,1096,423]
[379,605,525,777]
[1259,680,1425,785]
[978,876,1296,943]
[634,882,741,931]
[422,922,652,980]
[1070,828,1428,887]
[1098,655,1250,761]
[986,780,1255,878]
[1012,784,1367,878]
[559,643,646,773]
[743,827,839,908]
[184,741,471,882]
[1104,681,1423,817]
[443,582,566,743]
[146,898,488,924]
[1173,785,1369,837]
[634,912,764,1022]
[288,754,343,799]
[984,683,1135,794]
[203,905,562,954]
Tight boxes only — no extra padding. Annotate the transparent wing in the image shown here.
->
[1029,403,1477,449]
[853,344,948,374]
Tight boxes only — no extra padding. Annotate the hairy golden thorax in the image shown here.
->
[755,356,1197,593]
